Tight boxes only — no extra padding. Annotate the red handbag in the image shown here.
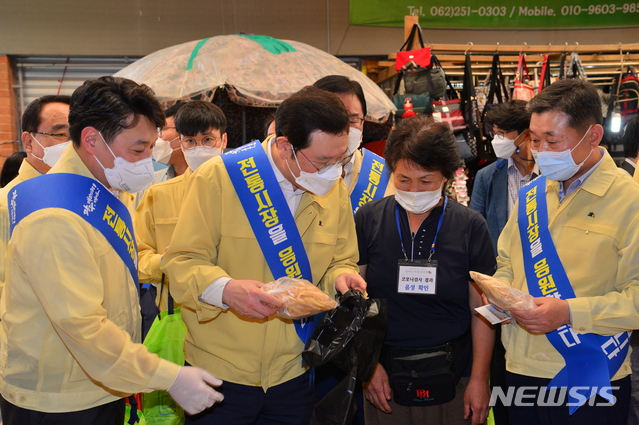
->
[513,54,535,101]
[433,99,466,132]
[395,24,431,71]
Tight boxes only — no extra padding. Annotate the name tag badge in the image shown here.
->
[397,259,437,294]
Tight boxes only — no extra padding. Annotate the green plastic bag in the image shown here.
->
[142,305,187,425]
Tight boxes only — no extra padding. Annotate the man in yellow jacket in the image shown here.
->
[0,95,70,296]
[493,79,639,423]
[136,100,228,314]
[313,75,393,215]
[162,86,366,425]
[0,77,224,425]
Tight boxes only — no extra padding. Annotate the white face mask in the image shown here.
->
[183,146,222,171]
[94,132,155,193]
[31,134,70,167]
[491,133,521,159]
[347,127,363,155]
[153,137,178,164]
[532,126,593,181]
[286,150,342,196]
[394,181,444,214]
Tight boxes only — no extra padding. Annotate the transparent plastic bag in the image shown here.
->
[470,271,536,311]
[261,277,337,320]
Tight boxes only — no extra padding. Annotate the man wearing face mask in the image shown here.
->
[135,100,227,317]
[0,77,225,425]
[313,76,392,215]
[356,116,495,425]
[490,79,639,424]
[134,103,189,209]
[162,86,366,425]
[470,100,537,257]
[0,95,70,299]
[153,103,188,176]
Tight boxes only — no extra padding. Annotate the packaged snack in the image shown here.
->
[262,277,338,319]
[470,271,536,311]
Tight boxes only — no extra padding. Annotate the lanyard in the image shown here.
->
[395,196,448,262]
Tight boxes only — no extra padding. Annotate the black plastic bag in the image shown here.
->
[303,291,387,425]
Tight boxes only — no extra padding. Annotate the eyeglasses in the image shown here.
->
[295,148,354,174]
[32,131,70,143]
[348,115,365,125]
[180,135,222,150]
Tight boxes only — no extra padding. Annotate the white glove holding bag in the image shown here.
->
[167,366,224,415]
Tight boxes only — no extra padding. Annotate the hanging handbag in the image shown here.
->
[432,68,467,132]
[538,54,552,93]
[512,54,535,102]
[460,53,480,161]
[433,98,466,132]
[395,24,432,71]
[566,52,587,79]
[399,56,447,99]
[141,277,187,425]
[392,93,433,117]
[476,54,507,167]
[481,54,509,139]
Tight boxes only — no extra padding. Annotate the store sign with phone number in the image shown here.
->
[350,0,639,28]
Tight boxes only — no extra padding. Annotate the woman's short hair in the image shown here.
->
[384,116,460,179]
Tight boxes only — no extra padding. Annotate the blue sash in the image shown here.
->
[518,176,629,414]
[221,141,315,344]
[350,149,389,215]
[8,173,139,288]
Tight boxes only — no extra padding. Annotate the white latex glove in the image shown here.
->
[167,366,224,415]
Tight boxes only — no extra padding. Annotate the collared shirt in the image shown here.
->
[506,157,539,216]
[558,148,605,202]
[266,135,305,215]
[199,136,314,307]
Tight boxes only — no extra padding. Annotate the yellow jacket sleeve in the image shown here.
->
[135,188,163,283]
[316,181,360,297]
[162,166,228,322]
[13,210,180,393]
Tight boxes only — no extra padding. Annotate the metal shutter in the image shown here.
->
[13,56,140,120]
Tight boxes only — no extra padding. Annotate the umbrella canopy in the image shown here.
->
[114,34,395,122]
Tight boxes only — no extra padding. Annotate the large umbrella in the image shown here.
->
[114,34,395,123]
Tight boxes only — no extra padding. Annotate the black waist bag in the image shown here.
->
[384,331,471,407]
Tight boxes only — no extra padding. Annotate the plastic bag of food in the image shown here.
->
[470,271,536,311]
[261,277,338,319]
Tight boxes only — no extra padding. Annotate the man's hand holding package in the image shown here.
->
[510,297,571,334]
[222,279,284,319]
[167,366,224,415]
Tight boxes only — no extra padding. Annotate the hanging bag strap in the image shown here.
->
[559,52,567,79]
[398,23,425,52]
[539,54,551,93]
[517,54,532,84]
[485,54,503,105]
[461,53,474,127]
[158,273,176,316]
